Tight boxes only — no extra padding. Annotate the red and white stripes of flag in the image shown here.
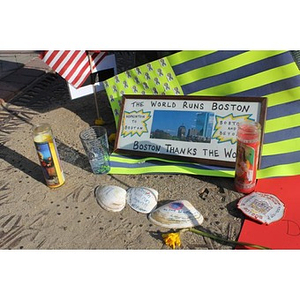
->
[40,50,107,88]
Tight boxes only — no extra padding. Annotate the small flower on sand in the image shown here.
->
[160,228,270,250]
[108,133,116,144]
[162,232,181,249]
[95,118,105,125]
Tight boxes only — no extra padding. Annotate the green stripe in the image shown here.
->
[177,50,286,86]
[109,154,235,177]
[110,154,234,171]
[167,50,216,66]
[190,63,300,96]
[257,162,300,179]
[110,162,300,179]
[265,113,300,133]
[262,137,300,156]
[110,154,192,165]
[110,154,146,164]
[109,165,234,177]
[264,86,300,107]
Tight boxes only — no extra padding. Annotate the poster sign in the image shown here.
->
[114,95,267,167]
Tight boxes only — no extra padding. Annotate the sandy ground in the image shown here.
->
[0,72,246,250]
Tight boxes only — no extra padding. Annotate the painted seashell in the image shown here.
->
[237,192,285,224]
[148,200,204,229]
[95,185,126,212]
[126,187,158,214]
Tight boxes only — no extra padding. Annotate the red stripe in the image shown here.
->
[39,50,50,60]
[51,51,72,72]
[40,50,108,88]
[91,52,107,71]
[72,70,90,88]
[69,62,90,87]
[64,52,88,84]
[60,51,85,80]
[43,50,60,66]
[39,51,46,59]
[71,51,107,87]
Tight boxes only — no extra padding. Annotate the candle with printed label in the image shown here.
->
[33,123,65,188]
[234,121,261,194]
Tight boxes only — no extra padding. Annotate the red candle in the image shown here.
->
[234,121,261,194]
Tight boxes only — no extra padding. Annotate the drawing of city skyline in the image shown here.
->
[150,110,215,143]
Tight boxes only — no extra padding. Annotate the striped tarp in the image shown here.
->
[105,51,300,178]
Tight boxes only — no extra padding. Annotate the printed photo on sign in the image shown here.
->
[150,110,214,143]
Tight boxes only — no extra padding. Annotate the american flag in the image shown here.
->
[40,50,107,88]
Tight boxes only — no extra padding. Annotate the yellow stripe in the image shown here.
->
[264,86,300,107]
[109,165,234,177]
[110,154,190,165]
[177,50,286,86]
[264,113,300,133]
[110,157,300,179]
[109,160,300,179]
[262,137,300,156]
[48,141,64,185]
[110,154,233,171]
[110,154,235,176]
[257,162,300,179]
[190,63,300,96]
[110,162,300,179]
[167,50,217,66]
[110,155,145,164]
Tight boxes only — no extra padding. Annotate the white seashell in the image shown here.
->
[148,200,204,229]
[95,185,127,212]
[237,192,285,224]
[126,187,158,214]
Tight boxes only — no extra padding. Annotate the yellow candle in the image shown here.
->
[33,125,65,188]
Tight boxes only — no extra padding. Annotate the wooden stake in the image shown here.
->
[87,51,100,120]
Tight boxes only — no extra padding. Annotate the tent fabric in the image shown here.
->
[104,50,300,178]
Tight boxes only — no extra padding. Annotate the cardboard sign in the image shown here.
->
[114,95,267,167]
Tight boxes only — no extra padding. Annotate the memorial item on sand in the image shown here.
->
[234,121,261,194]
[33,123,65,188]
[114,95,266,168]
[237,192,285,225]
[80,126,110,174]
[95,185,127,212]
[126,187,158,214]
[149,200,204,229]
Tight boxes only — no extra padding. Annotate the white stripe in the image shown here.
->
[43,51,106,88]
[92,52,105,70]
[68,55,89,86]
[72,52,105,87]
[72,66,90,88]
[42,50,55,63]
[47,50,66,69]
[71,52,106,87]
[59,51,83,76]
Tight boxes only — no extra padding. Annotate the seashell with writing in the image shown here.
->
[126,187,158,214]
[237,192,285,224]
[148,200,204,229]
[95,185,127,212]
